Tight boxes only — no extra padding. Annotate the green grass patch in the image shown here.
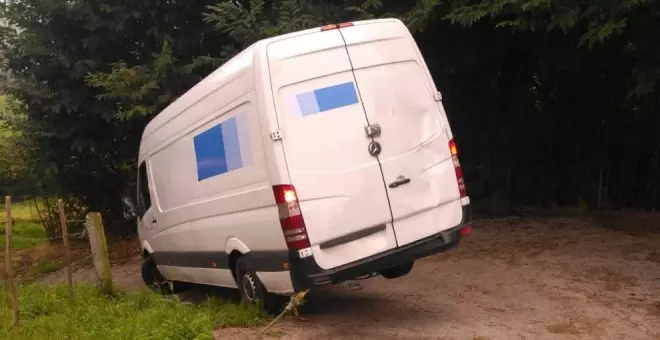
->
[0,198,48,250]
[0,221,47,250]
[0,284,265,339]
[32,260,63,275]
[0,199,42,222]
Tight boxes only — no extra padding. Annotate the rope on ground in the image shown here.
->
[253,289,310,340]
[0,254,94,285]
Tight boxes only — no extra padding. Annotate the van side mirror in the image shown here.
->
[121,195,138,220]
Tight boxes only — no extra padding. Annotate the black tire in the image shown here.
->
[379,261,414,279]
[141,255,189,294]
[235,257,284,314]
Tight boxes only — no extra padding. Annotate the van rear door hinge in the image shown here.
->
[270,129,283,141]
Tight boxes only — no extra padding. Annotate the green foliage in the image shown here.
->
[444,0,653,47]
[0,284,265,339]
[0,0,447,237]
[1,0,659,234]
[0,95,31,185]
[201,0,435,46]
[85,40,223,121]
[402,0,442,33]
[0,0,231,235]
[442,0,660,112]
[203,0,344,46]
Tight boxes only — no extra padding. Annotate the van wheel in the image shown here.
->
[379,261,414,279]
[141,255,189,294]
[235,257,283,314]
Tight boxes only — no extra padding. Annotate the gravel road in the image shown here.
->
[45,213,660,339]
[217,214,660,339]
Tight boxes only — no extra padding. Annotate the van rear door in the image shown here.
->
[339,20,465,246]
[266,29,397,270]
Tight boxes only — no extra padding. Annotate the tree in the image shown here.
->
[435,0,660,209]
[0,95,30,192]
[2,0,659,234]
[0,0,231,236]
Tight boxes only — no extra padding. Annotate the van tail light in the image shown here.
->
[273,185,311,251]
[321,22,353,31]
[449,139,470,205]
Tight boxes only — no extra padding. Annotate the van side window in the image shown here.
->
[137,161,152,218]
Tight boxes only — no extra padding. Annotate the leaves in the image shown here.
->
[0,95,32,183]
[444,0,655,48]
[1,0,659,233]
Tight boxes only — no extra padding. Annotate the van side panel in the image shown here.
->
[145,61,290,290]
[150,100,262,212]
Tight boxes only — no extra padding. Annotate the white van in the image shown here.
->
[125,18,473,311]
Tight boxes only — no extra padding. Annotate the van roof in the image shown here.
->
[139,18,401,149]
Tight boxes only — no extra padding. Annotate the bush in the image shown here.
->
[0,284,265,339]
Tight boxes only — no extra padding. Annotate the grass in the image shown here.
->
[0,198,42,221]
[0,284,265,339]
[32,259,63,275]
[0,221,48,250]
[0,198,48,250]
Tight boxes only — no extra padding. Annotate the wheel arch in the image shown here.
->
[141,240,154,258]
[225,237,251,280]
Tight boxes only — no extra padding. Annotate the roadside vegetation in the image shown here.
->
[2,1,659,240]
[0,199,48,251]
[0,284,265,339]
[0,200,264,339]
[1,0,659,338]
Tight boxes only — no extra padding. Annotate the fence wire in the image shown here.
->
[0,228,88,243]
[1,253,94,285]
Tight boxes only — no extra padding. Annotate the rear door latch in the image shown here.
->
[365,123,381,138]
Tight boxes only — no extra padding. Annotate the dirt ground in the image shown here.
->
[42,212,660,339]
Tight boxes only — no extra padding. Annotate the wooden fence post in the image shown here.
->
[4,196,19,327]
[84,212,116,296]
[58,199,73,300]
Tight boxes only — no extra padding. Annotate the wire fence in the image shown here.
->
[0,196,88,227]
[1,228,89,243]
[2,195,119,328]
[0,254,94,285]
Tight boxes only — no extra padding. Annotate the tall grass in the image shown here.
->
[0,284,265,339]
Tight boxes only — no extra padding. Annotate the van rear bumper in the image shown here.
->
[288,204,472,291]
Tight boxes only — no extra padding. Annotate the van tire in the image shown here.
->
[141,254,189,295]
[379,261,414,279]
[235,257,283,314]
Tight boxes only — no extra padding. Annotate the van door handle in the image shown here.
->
[389,176,411,188]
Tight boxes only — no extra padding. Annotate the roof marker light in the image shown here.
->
[321,22,354,31]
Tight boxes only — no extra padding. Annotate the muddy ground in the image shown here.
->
[40,212,660,339]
